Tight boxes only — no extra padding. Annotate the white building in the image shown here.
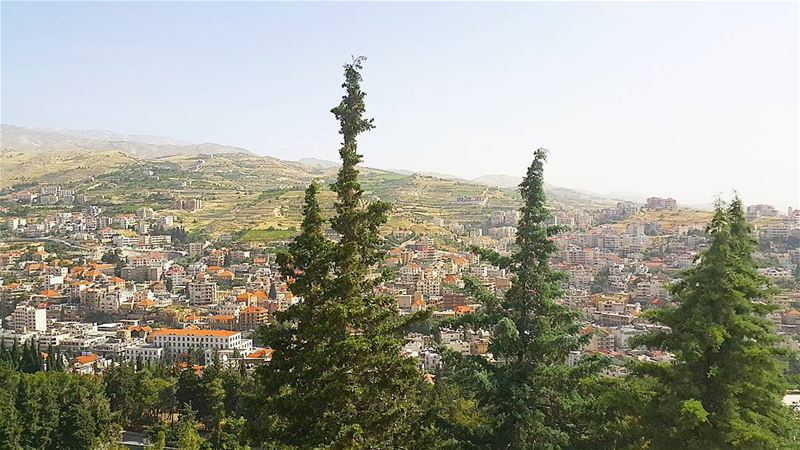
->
[150,328,251,357]
[11,304,47,332]
[125,343,164,362]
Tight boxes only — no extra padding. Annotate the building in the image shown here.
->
[747,204,778,219]
[150,328,249,357]
[125,344,164,362]
[188,281,217,304]
[188,242,205,258]
[645,197,677,210]
[11,304,47,332]
[174,199,203,211]
[121,265,163,282]
[239,306,268,329]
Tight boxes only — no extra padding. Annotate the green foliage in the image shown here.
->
[630,197,800,449]
[101,248,123,265]
[0,366,116,449]
[105,363,176,429]
[252,57,438,449]
[439,149,604,449]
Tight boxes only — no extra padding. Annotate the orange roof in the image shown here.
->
[453,305,473,314]
[75,354,97,364]
[91,263,115,270]
[211,314,236,322]
[39,289,61,298]
[253,290,268,300]
[4,283,20,289]
[128,325,153,332]
[207,265,223,272]
[236,292,254,301]
[247,348,273,359]
[138,299,156,307]
[242,305,267,314]
[110,276,125,283]
[151,328,238,338]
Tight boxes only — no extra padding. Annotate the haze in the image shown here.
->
[1,1,798,208]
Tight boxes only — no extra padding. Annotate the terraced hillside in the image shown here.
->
[1,148,615,241]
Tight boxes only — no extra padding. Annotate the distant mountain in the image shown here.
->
[297,157,340,169]
[0,124,251,158]
[0,124,619,208]
[471,174,523,188]
[42,127,192,146]
[390,169,463,180]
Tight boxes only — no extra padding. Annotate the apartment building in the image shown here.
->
[11,304,47,332]
[188,281,218,304]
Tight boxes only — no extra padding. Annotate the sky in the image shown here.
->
[2,1,798,209]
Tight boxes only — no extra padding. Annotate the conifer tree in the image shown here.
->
[631,197,800,449]
[440,149,602,449]
[252,57,435,449]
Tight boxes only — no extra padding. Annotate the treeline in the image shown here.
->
[0,355,253,449]
[1,59,799,449]
[0,367,116,450]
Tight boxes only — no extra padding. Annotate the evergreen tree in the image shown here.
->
[631,197,800,449]
[439,149,602,449]
[19,340,43,373]
[252,57,436,448]
[173,407,206,450]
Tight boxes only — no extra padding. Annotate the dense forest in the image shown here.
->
[1,59,798,450]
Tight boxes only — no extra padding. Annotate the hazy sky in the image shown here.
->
[2,2,798,209]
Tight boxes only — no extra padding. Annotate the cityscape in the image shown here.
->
[1,1,798,449]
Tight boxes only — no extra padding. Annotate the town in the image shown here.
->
[3,186,799,381]
[2,2,798,446]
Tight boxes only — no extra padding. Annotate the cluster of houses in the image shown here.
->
[2,186,799,378]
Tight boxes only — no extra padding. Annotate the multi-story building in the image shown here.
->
[746,204,778,219]
[11,304,47,332]
[188,242,205,258]
[125,343,164,362]
[150,328,249,357]
[239,306,268,329]
[188,281,217,304]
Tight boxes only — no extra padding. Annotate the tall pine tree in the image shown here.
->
[440,149,602,449]
[631,197,800,449]
[252,57,436,449]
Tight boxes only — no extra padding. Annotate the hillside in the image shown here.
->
[0,126,618,240]
[0,149,138,187]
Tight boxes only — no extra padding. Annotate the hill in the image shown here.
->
[0,126,618,240]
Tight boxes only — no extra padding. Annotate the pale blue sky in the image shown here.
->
[2,2,798,208]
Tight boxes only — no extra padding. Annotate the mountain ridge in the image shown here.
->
[0,124,252,158]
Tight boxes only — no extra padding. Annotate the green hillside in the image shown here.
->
[1,150,614,241]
